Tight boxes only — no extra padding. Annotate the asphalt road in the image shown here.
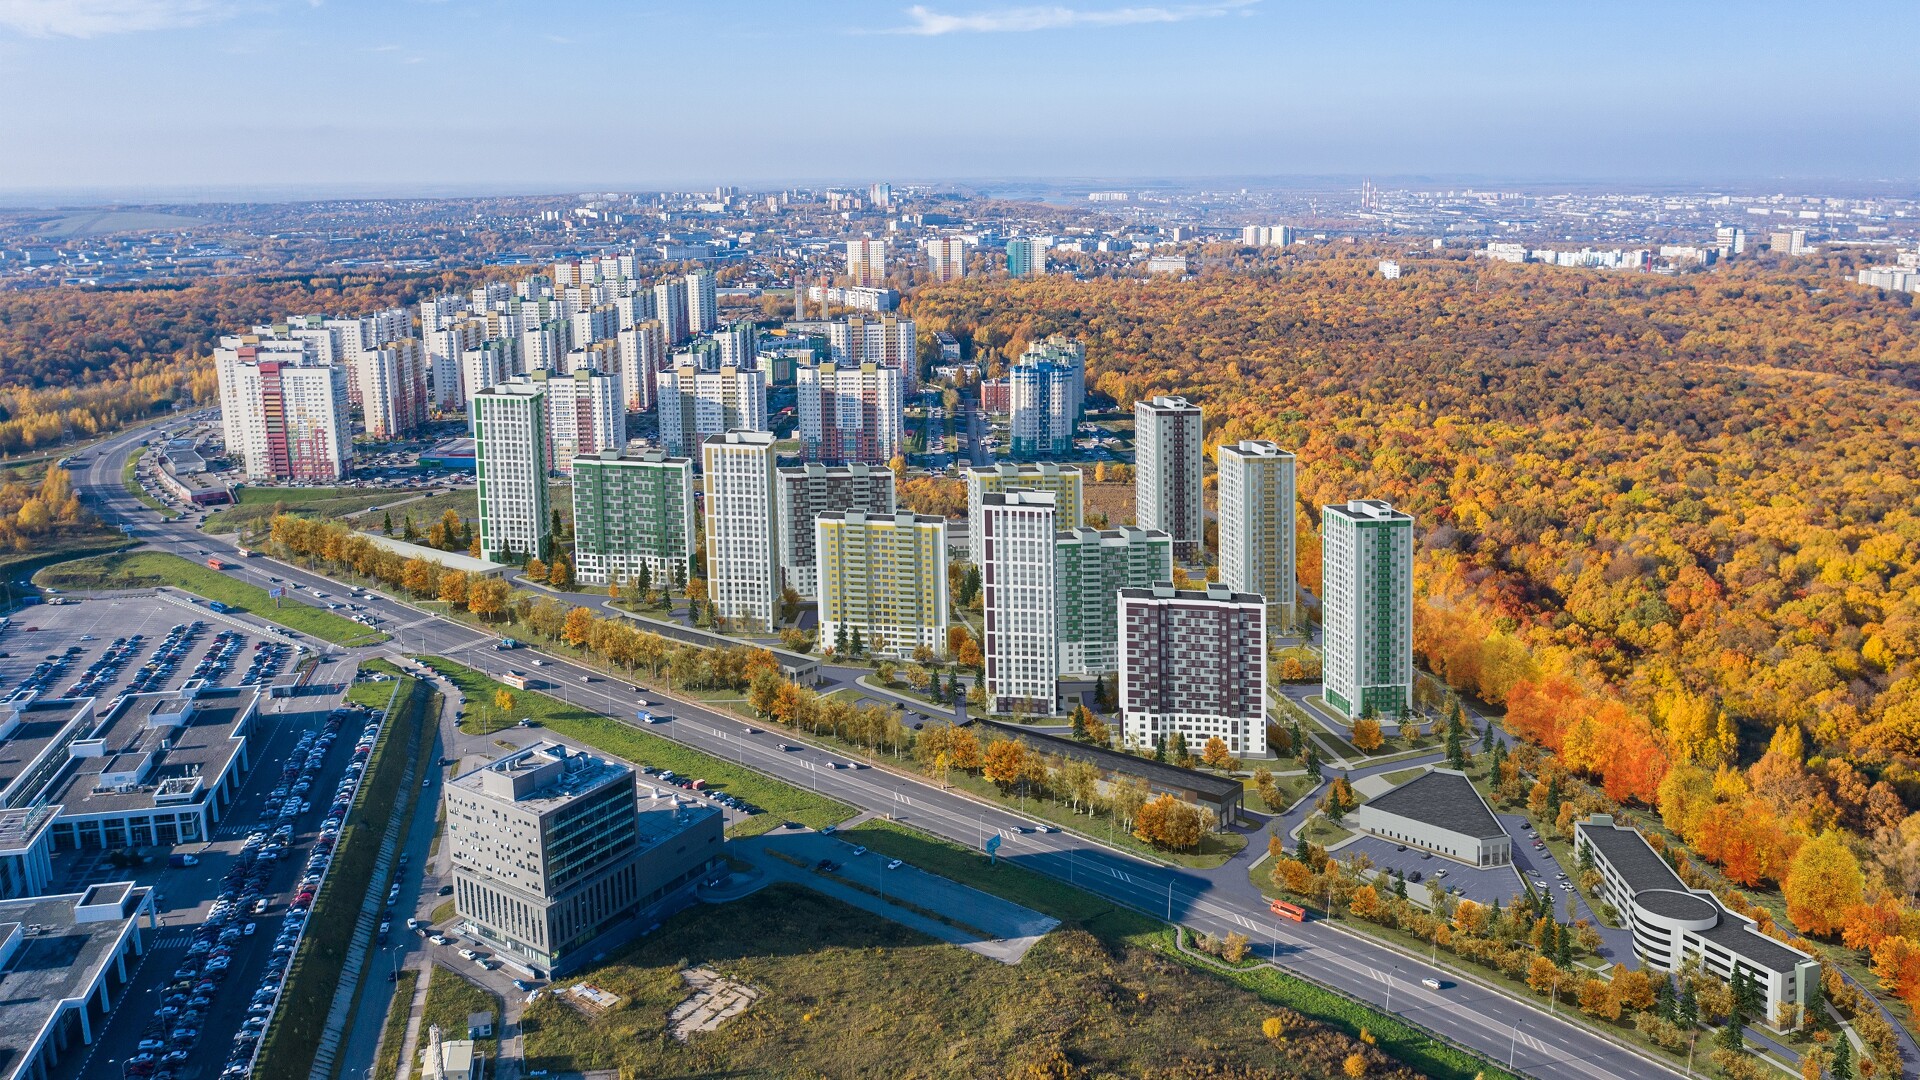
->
[74,415,1687,1080]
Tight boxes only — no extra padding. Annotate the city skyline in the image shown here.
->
[1,1,1917,196]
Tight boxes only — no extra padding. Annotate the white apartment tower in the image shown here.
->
[473,381,552,563]
[654,277,690,344]
[1217,440,1297,635]
[656,365,768,455]
[617,320,668,414]
[530,369,624,473]
[1321,499,1415,719]
[215,345,353,483]
[351,339,428,440]
[981,490,1059,715]
[827,315,918,393]
[925,237,970,282]
[1134,396,1205,563]
[685,270,719,334]
[795,361,902,465]
[702,431,782,633]
[845,239,888,288]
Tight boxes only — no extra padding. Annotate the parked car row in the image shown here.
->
[62,633,144,697]
[125,622,207,695]
[226,706,383,1078]
[191,629,248,684]
[237,641,288,687]
[642,766,759,815]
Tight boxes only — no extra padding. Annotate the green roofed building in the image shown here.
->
[1321,498,1414,719]
[571,449,697,590]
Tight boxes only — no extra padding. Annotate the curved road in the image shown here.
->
[75,415,1688,1080]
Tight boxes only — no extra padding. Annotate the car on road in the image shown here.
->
[886,859,903,870]
[851,845,867,856]
[1422,977,1443,990]
[513,979,535,992]
[430,934,451,945]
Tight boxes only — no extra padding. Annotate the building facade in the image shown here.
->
[570,449,696,590]
[1055,526,1172,676]
[777,463,897,599]
[827,315,917,393]
[845,238,888,287]
[1321,499,1414,719]
[981,491,1059,714]
[617,320,668,413]
[654,277,689,344]
[351,339,428,440]
[1134,396,1204,562]
[1118,583,1267,756]
[925,237,970,282]
[685,269,719,334]
[795,361,902,465]
[473,381,552,562]
[703,431,781,633]
[1216,440,1297,635]
[530,369,624,472]
[1576,815,1819,1030]
[815,511,950,659]
[215,343,354,483]
[1008,337,1084,460]
[447,742,722,978]
[965,463,1083,566]
[1349,769,1511,866]
[1005,237,1046,278]
[656,364,768,455]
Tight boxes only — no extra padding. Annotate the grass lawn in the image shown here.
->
[429,898,455,925]
[422,963,502,1058]
[204,487,424,537]
[36,551,389,646]
[347,659,410,710]
[1244,770,1317,814]
[1379,766,1430,786]
[420,656,852,837]
[353,488,478,531]
[1300,815,1354,846]
[370,968,419,1080]
[521,882,1448,1080]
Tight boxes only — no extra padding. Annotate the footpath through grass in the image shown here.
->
[843,818,1517,1080]
[370,967,419,1080]
[36,550,388,646]
[421,656,851,837]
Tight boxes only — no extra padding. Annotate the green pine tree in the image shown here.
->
[1481,721,1495,754]
[1446,722,1466,770]
[1070,707,1088,741]
[382,510,394,536]
[1831,1033,1852,1079]
[1654,976,1676,1022]
[1717,1005,1744,1052]
[1678,980,1699,1028]
[1393,871,1407,899]
[1545,775,1562,819]
[1295,836,1311,863]
[1554,921,1572,968]
[1304,745,1321,779]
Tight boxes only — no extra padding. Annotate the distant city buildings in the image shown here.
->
[1134,396,1204,563]
[473,380,552,563]
[1377,259,1401,279]
[827,314,917,393]
[570,449,696,590]
[528,369,624,472]
[1145,254,1188,277]
[805,285,899,312]
[795,361,903,465]
[656,364,767,455]
[703,431,781,633]
[1055,526,1172,676]
[981,490,1059,714]
[1320,499,1414,719]
[965,463,1083,567]
[1007,336,1085,460]
[1217,440,1297,635]
[1242,225,1294,248]
[1119,583,1268,757]
[685,269,719,334]
[778,463,897,600]
[816,511,949,659]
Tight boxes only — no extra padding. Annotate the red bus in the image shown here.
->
[207,557,228,570]
[1270,899,1308,922]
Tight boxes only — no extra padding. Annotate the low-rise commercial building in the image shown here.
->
[0,882,156,1080]
[446,742,722,978]
[1348,769,1511,867]
[969,719,1244,825]
[1575,814,1819,1030]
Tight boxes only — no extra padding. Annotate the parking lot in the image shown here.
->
[1343,811,1586,914]
[0,594,363,1080]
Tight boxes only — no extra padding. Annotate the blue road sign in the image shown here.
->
[985,832,1001,864]
[268,587,284,600]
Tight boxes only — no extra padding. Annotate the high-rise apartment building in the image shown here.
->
[1005,237,1046,278]
[1241,225,1294,248]
[570,449,696,590]
[685,269,719,334]
[618,320,668,413]
[446,742,721,978]
[924,237,970,282]
[777,463,897,599]
[427,318,488,409]
[795,361,902,465]
[1321,499,1415,719]
[1008,337,1084,459]
[1055,526,1172,676]
[521,319,567,371]
[654,277,690,344]
[703,431,781,633]
[656,364,767,455]
[1134,396,1204,562]
[529,369,624,472]
[351,339,428,440]
[965,463,1083,566]
[845,239,888,287]
[215,343,353,482]
[816,511,949,659]
[473,380,551,563]
[460,340,520,416]
[1119,583,1268,756]
[1217,440,1297,635]
[827,315,918,393]
[716,320,757,368]
[981,491,1058,714]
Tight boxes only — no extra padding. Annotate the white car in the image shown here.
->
[458,948,478,960]
[1422,977,1443,990]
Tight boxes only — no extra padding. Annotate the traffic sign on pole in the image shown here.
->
[985,833,1002,865]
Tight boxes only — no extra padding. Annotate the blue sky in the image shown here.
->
[0,0,1915,196]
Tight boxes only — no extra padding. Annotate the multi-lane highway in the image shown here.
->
[75,415,1685,1080]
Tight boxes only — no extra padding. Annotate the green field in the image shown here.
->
[203,487,426,536]
[370,968,419,1080]
[35,551,389,645]
[522,883,1432,1080]
[421,657,852,837]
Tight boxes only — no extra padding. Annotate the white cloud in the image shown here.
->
[0,0,241,37]
[887,0,1255,35]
